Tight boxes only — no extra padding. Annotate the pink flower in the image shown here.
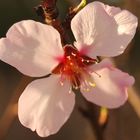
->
[0,1,137,137]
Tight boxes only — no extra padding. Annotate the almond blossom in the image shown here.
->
[0,1,138,137]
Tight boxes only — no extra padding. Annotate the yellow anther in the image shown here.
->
[89,82,96,87]
[83,88,90,92]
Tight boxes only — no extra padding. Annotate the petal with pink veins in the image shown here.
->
[18,75,75,137]
[71,1,138,57]
[0,20,64,77]
[81,59,134,108]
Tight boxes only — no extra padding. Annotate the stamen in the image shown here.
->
[81,81,91,92]
[52,45,99,91]
[80,69,96,92]
[67,56,71,60]
[70,62,73,66]
[60,81,64,86]
[69,87,72,94]
[89,82,96,87]
[71,52,76,56]
[93,71,101,78]
[59,72,66,86]
[71,76,80,89]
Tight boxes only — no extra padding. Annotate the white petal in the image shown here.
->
[0,20,64,77]
[71,1,138,57]
[18,75,75,137]
[81,59,134,108]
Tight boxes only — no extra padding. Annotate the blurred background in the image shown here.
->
[0,0,140,140]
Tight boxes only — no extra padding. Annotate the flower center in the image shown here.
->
[52,45,98,91]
